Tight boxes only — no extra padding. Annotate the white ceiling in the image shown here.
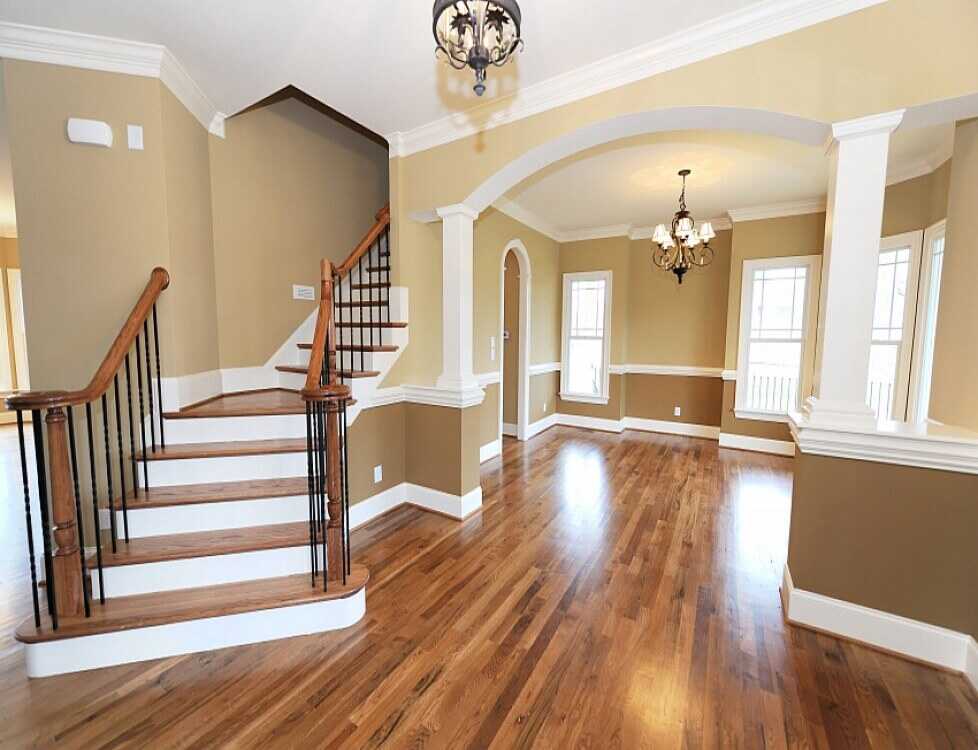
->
[499,125,953,236]
[0,0,878,144]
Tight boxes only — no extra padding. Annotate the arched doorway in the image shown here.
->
[499,239,531,441]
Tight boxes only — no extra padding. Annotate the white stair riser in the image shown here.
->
[23,589,365,678]
[164,414,306,443]
[110,495,309,538]
[146,452,307,486]
[93,545,324,597]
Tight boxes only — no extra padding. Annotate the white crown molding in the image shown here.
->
[528,362,561,376]
[492,198,562,241]
[790,413,978,475]
[831,108,905,142]
[783,565,978,691]
[885,140,954,186]
[559,224,634,244]
[386,0,888,158]
[727,198,827,222]
[436,203,480,221]
[0,21,226,137]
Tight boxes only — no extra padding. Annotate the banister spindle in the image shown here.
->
[31,411,57,628]
[85,402,106,605]
[135,336,150,489]
[125,353,139,495]
[114,374,130,541]
[143,320,156,451]
[66,407,91,618]
[152,303,165,449]
[101,395,118,553]
[16,411,41,627]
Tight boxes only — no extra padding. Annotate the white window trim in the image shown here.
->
[735,254,822,422]
[907,220,946,424]
[560,270,612,405]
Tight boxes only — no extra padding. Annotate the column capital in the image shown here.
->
[436,203,480,221]
[829,109,905,145]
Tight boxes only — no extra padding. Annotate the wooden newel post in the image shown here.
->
[45,407,85,617]
[322,262,345,581]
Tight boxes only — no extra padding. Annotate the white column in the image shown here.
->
[804,110,904,427]
[436,204,481,399]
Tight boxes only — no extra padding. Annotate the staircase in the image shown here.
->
[7,206,401,678]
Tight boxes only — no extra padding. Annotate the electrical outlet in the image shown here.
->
[293,284,315,301]
[674,406,682,417]
[373,465,383,484]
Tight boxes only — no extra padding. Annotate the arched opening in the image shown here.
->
[499,239,531,441]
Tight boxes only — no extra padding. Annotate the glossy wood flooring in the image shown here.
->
[1,425,976,748]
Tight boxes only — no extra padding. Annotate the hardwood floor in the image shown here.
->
[1,424,975,748]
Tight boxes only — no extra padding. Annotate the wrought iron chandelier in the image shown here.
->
[651,169,716,284]
[432,1,523,96]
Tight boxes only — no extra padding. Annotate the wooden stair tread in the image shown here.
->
[335,320,407,329]
[115,477,309,510]
[137,438,306,461]
[298,343,397,353]
[351,282,390,290]
[276,365,380,378]
[335,300,386,308]
[16,565,368,643]
[365,265,391,273]
[93,521,312,567]
[163,389,305,418]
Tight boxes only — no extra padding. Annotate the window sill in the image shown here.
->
[734,408,790,423]
[559,392,609,406]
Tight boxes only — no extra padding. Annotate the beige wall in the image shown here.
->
[881,160,952,237]
[789,452,978,639]
[529,372,558,424]
[502,251,519,423]
[209,97,388,369]
[931,120,978,430]
[348,403,405,504]
[558,373,626,421]
[628,230,731,368]
[626,373,722,426]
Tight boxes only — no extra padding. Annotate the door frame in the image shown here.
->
[498,240,531,441]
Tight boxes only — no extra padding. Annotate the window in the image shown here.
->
[908,221,946,423]
[867,231,922,420]
[560,271,611,404]
[735,256,821,421]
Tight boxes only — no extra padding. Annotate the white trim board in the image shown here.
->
[349,482,483,529]
[386,0,886,157]
[480,439,502,463]
[719,432,796,456]
[783,565,978,692]
[0,21,226,136]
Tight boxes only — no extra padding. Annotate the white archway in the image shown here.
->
[498,239,532,441]
[464,106,830,213]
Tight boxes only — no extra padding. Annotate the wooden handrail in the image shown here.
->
[334,204,390,279]
[6,267,170,411]
[302,259,337,397]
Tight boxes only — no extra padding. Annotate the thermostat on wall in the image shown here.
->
[66,118,113,148]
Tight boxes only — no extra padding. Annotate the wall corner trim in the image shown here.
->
[783,565,978,691]
[0,21,226,137]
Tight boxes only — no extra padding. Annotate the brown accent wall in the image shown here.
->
[404,402,481,496]
[0,236,17,267]
[347,403,405,504]
[627,230,731,368]
[209,96,388,369]
[788,452,978,639]
[479,382,500,448]
[558,373,626,420]
[625,373,722,426]
[529,371,558,424]
[719,381,792,441]
[502,251,519,423]
[931,119,978,430]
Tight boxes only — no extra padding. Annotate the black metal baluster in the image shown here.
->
[66,407,91,618]
[305,402,317,585]
[357,256,365,375]
[85,403,106,605]
[113,375,130,542]
[317,401,327,590]
[101,395,118,553]
[383,228,391,325]
[125,353,140,496]
[135,336,150,490]
[31,411,57,629]
[143,320,156,451]
[367,242,375,359]
[152,304,165,449]
[16,411,41,628]
[341,399,351,582]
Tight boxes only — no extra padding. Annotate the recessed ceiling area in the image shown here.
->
[498,124,953,235]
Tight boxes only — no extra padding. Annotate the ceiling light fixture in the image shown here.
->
[433,1,523,96]
[651,169,716,284]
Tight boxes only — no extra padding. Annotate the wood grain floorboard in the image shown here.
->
[0,424,976,748]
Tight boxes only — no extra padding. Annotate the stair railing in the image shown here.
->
[302,259,353,587]
[333,204,391,380]
[5,267,170,630]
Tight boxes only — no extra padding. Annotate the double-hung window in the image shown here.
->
[908,221,946,423]
[735,256,821,420]
[560,271,612,404]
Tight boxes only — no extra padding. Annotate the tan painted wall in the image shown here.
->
[529,372,558,424]
[405,402,481,496]
[160,86,220,377]
[0,237,17,266]
[3,61,175,390]
[209,97,388,369]
[719,381,792,442]
[502,251,519,423]
[479,382,500,448]
[789,452,978,639]
[931,120,978,430]
[558,373,626,420]
[628,230,731,368]
[626,373,722,427]
[348,403,405,504]
[881,160,952,237]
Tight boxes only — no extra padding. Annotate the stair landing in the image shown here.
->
[164,389,305,418]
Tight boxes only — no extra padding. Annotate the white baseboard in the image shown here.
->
[624,417,720,440]
[557,414,624,433]
[480,439,502,463]
[783,565,978,691]
[23,587,365,678]
[526,412,559,439]
[160,370,223,412]
[719,432,796,456]
[222,366,278,394]
[407,483,482,519]
[502,422,518,437]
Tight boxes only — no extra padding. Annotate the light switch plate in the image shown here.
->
[373,465,383,483]
[674,406,682,417]
[293,284,315,301]
[127,124,144,151]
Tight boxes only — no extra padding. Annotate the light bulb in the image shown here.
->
[652,224,669,244]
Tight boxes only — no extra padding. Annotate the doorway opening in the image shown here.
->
[499,240,530,441]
